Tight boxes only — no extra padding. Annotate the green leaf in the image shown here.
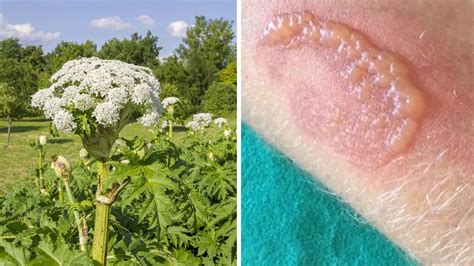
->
[167,226,191,248]
[31,240,93,266]
[0,240,31,266]
[164,249,201,266]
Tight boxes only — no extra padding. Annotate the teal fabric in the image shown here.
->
[242,123,418,266]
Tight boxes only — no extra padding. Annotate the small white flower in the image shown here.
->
[161,120,169,128]
[92,101,121,126]
[53,110,77,134]
[186,120,200,131]
[43,97,67,119]
[106,87,129,107]
[193,113,212,127]
[79,148,89,158]
[120,159,130,164]
[39,135,47,145]
[224,129,232,138]
[213,117,228,127]
[138,111,160,127]
[162,97,180,109]
[62,86,82,103]
[72,93,95,111]
[132,83,154,105]
[31,88,54,108]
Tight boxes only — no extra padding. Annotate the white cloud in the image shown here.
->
[90,16,131,31]
[0,13,60,44]
[137,15,156,29]
[167,20,188,38]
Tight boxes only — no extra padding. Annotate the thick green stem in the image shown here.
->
[92,202,110,265]
[63,179,88,254]
[92,160,110,265]
[168,120,173,138]
[57,181,64,203]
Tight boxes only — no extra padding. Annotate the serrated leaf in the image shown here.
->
[32,240,93,266]
[164,249,201,266]
[0,240,31,266]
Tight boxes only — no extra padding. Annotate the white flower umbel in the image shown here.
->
[31,57,162,159]
[53,110,77,134]
[213,117,228,127]
[193,113,212,127]
[224,129,232,138]
[186,120,200,131]
[162,96,180,109]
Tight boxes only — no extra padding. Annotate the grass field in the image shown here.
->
[0,115,235,193]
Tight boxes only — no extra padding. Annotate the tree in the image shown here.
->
[201,82,236,115]
[175,16,235,105]
[0,38,22,60]
[98,31,162,69]
[0,83,19,146]
[48,41,97,72]
[0,58,38,124]
[218,59,237,85]
[21,45,47,71]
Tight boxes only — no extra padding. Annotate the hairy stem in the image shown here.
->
[92,202,110,265]
[63,178,88,254]
[92,160,110,265]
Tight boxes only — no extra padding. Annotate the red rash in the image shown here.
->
[258,11,428,169]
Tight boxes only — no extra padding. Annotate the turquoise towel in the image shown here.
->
[242,123,418,266]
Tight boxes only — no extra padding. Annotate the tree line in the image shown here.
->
[0,16,237,131]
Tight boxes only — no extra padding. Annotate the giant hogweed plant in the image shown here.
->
[0,57,236,265]
[0,121,236,264]
[29,57,162,264]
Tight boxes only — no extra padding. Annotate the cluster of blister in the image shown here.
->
[262,11,426,153]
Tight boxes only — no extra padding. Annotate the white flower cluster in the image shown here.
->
[213,117,228,127]
[185,120,201,131]
[186,113,213,131]
[31,57,162,134]
[162,97,180,109]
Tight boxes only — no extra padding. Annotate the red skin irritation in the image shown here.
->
[253,2,473,173]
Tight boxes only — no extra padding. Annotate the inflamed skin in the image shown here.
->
[259,11,427,169]
[243,1,473,264]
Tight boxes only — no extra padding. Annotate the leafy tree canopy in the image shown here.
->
[98,31,162,69]
[175,16,235,101]
[48,40,97,73]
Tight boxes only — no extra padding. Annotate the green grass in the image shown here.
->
[0,115,236,193]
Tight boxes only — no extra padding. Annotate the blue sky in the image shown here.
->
[0,0,236,56]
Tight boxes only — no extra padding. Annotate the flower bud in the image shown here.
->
[79,148,88,159]
[39,135,47,145]
[52,155,71,179]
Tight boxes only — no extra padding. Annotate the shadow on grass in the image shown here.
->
[49,138,74,144]
[0,126,42,133]
[172,126,189,133]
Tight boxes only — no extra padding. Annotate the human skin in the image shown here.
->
[242,0,473,264]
